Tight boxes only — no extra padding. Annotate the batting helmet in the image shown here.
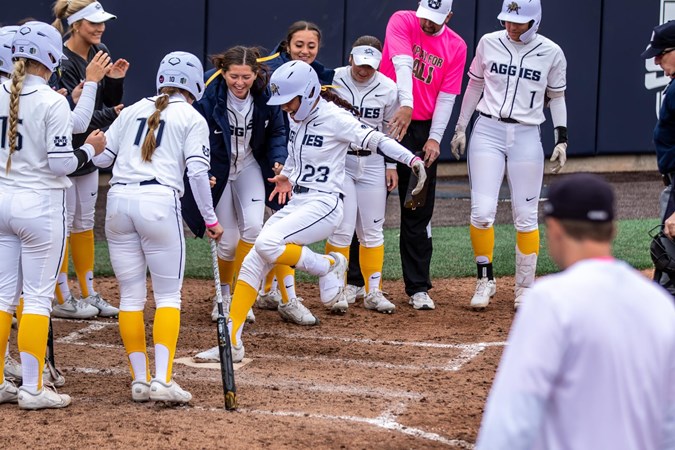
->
[11,22,66,73]
[0,28,16,76]
[267,60,320,122]
[156,51,205,101]
[498,0,542,44]
[650,225,675,274]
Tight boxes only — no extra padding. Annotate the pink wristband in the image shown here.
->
[409,156,422,167]
[206,221,219,228]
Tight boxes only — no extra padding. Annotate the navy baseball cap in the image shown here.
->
[642,20,675,59]
[543,174,615,223]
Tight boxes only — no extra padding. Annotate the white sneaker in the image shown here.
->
[278,297,319,325]
[514,286,531,311]
[149,379,192,404]
[4,354,22,383]
[43,362,66,388]
[364,290,396,314]
[246,308,256,324]
[193,341,244,364]
[344,284,365,304]
[231,341,245,363]
[470,278,496,309]
[131,380,151,402]
[319,252,348,306]
[211,294,231,322]
[409,292,435,310]
[83,293,119,317]
[52,295,98,319]
[18,385,71,410]
[329,294,349,314]
[255,289,281,310]
[0,379,18,404]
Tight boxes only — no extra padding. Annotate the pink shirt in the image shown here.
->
[380,10,467,121]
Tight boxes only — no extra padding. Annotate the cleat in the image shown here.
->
[254,289,281,310]
[149,379,191,404]
[514,286,531,311]
[52,295,98,319]
[43,363,66,388]
[246,308,256,324]
[18,385,71,410]
[0,379,18,404]
[329,294,349,314]
[363,290,396,313]
[470,278,496,309]
[278,297,319,325]
[83,293,119,317]
[319,252,348,306]
[131,380,151,402]
[211,294,231,322]
[344,284,365,304]
[4,354,22,383]
[193,340,244,364]
[409,292,436,310]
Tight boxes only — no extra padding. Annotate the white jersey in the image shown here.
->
[227,90,254,177]
[478,259,675,450]
[468,31,566,125]
[0,76,74,190]
[102,94,210,196]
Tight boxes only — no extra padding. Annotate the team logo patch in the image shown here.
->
[428,0,442,9]
[168,57,181,66]
[360,124,368,129]
[19,26,30,35]
[53,136,68,147]
[180,77,187,85]
[364,48,375,56]
[506,2,521,13]
[202,145,210,157]
[95,3,102,9]
[270,83,280,96]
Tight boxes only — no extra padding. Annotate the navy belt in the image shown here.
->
[347,149,372,157]
[293,185,344,200]
[113,179,162,186]
[480,112,520,124]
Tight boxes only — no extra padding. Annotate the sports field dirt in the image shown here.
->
[2,171,663,448]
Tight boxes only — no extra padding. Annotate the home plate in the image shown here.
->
[174,357,252,370]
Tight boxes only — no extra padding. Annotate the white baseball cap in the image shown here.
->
[351,45,382,69]
[67,1,116,26]
[416,0,453,26]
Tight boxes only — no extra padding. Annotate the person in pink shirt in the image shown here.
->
[379,0,467,310]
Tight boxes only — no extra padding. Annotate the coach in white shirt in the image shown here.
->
[476,173,675,450]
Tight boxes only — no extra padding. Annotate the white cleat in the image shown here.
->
[0,379,18,404]
[193,341,245,364]
[4,354,22,383]
[319,252,348,306]
[52,295,98,320]
[278,297,319,325]
[409,292,436,310]
[344,284,365,304]
[254,289,281,310]
[364,290,396,314]
[131,380,151,402]
[84,293,119,317]
[329,294,349,314]
[18,385,71,410]
[514,286,532,311]
[246,308,256,324]
[149,379,192,404]
[43,363,66,388]
[211,294,231,322]
[470,278,497,309]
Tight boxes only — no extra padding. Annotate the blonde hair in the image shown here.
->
[6,59,28,175]
[52,0,95,35]
[141,87,182,162]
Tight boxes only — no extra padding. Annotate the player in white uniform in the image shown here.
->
[92,52,223,404]
[477,174,675,450]
[450,0,568,310]
[0,22,106,409]
[327,36,401,313]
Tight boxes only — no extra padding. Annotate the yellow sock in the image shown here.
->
[275,265,296,304]
[17,314,49,390]
[274,244,303,267]
[516,229,540,255]
[470,225,495,262]
[153,307,180,383]
[0,311,12,383]
[359,245,384,292]
[119,311,149,381]
[16,298,24,325]
[263,270,275,293]
[233,240,254,286]
[325,242,350,263]
[218,258,234,290]
[71,230,95,298]
[54,239,69,305]
[229,281,257,346]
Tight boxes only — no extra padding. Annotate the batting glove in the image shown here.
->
[550,143,567,174]
[410,157,427,195]
[450,125,466,160]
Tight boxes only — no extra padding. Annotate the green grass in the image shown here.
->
[90,218,659,280]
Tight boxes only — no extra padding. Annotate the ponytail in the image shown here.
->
[6,59,27,174]
[320,88,360,117]
[141,87,180,161]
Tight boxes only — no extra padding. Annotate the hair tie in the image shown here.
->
[321,85,340,92]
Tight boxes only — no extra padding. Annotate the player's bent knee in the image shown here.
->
[254,236,284,264]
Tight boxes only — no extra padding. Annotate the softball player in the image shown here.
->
[195,61,426,363]
[0,22,106,409]
[92,52,223,404]
[450,0,568,310]
[327,36,400,313]
[51,0,128,319]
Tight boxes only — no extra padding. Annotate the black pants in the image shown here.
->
[397,120,437,296]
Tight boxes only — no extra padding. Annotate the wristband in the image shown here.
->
[554,126,568,145]
[409,156,422,168]
[206,221,219,228]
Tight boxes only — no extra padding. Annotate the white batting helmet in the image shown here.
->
[267,60,320,122]
[0,27,17,76]
[156,51,205,101]
[11,22,67,73]
[497,0,542,44]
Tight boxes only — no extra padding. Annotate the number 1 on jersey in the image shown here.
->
[134,118,166,147]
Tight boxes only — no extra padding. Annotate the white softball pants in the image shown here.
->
[66,169,98,233]
[105,184,185,312]
[468,115,543,232]
[0,189,66,316]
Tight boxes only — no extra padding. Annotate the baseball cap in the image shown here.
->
[543,174,615,223]
[351,45,382,69]
[67,1,116,26]
[642,20,675,59]
[416,0,453,26]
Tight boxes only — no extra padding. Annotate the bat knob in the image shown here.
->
[225,392,238,411]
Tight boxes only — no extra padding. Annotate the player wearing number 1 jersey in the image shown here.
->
[450,0,568,310]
